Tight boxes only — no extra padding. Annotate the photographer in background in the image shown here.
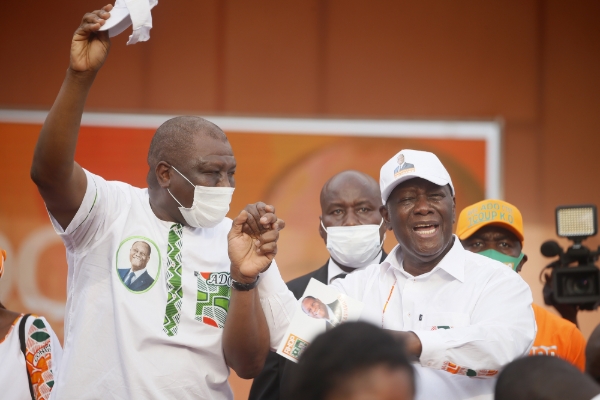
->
[457,199,586,371]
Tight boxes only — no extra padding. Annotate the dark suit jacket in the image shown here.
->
[248,251,387,400]
[118,268,154,292]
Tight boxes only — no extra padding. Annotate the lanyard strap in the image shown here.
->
[381,277,397,328]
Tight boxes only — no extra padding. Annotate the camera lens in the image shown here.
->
[562,271,597,297]
[565,277,593,295]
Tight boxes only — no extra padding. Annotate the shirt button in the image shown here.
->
[427,361,433,367]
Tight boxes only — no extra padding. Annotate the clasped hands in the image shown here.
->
[228,202,285,285]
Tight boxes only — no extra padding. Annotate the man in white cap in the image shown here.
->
[328,150,536,399]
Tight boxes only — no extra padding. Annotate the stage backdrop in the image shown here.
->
[0,110,500,394]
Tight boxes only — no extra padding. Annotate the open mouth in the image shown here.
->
[413,224,439,236]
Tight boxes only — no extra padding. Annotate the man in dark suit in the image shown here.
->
[249,170,388,400]
[118,241,155,292]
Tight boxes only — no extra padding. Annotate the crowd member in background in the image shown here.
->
[457,199,586,371]
[319,149,535,400]
[250,170,388,400]
[495,356,600,400]
[0,248,63,399]
[30,6,294,399]
[287,322,415,400]
[587,324,600,383]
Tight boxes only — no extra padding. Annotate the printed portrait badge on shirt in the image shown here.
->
[168,166,234,229]
[116,237,161,293]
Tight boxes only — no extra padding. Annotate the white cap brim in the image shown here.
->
[98,6,133,38]
[381,172,452,204]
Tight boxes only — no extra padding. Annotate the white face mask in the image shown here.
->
[168,166,235,228]
[321,220,384,269]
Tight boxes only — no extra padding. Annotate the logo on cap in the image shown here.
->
[393,153,415,178]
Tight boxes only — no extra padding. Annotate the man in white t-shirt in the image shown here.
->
[30,6,295,399]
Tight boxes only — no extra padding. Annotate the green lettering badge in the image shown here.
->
[195,271,231,328]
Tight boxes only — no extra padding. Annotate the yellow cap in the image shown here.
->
[456,199,524,243]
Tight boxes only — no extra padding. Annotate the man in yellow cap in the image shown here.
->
[457,199,587,371]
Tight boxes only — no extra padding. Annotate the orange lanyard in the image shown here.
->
[381,277,397,328]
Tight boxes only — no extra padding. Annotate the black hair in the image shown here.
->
[286,321,415,400]
[146,116,228,188]
[495,355,600,400]
[586,323,600,384]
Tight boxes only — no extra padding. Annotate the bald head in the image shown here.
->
[319,171,386,270]
[496,356,600,400]
[320,171,381,212]
[147,116,229,187]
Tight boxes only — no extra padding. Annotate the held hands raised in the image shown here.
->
[228,206,283,285]
[71,5,113,73]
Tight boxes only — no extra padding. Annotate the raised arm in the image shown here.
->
[224,210,280,378]
[30,5,112,230]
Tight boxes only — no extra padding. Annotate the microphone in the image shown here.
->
[541,240,562,258]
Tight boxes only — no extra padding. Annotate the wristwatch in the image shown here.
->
[231,275,260,291]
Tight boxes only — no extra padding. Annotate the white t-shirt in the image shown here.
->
[0,314,63,400]
[48,170,295,400]
[332,238,536,400]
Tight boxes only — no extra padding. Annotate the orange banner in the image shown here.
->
[0,120,491,344]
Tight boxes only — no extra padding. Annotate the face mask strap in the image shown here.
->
[170,165,195,188]
[167,188,184,208]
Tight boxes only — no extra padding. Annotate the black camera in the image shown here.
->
[541,204,600,310]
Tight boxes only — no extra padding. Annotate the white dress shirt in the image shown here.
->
[332,237,536,400]
[327,250,383,284]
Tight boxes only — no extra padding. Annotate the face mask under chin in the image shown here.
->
[322,220,384,269]
[477,248,525,271]
[167,166,234,229]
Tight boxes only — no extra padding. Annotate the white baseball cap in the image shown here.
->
[99,0,158,44]
[380,149,454,204]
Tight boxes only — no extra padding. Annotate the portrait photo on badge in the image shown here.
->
[115,237,161,293]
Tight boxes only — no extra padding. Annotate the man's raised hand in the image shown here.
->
[228,210,279,284]
[241,202,286,239]
[71,5,113,73]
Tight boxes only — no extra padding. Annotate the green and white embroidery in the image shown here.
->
[195,272,231,328]
[163,224,183,336]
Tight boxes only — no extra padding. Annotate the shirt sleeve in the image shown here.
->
[257,260,298,351]
[413,270,537,377]
[47,169,128,254]
[24,316,63,400]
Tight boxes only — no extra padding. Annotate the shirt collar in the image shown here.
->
[131,267,147,278]
[327,250,384,284]
[383,235,465,282]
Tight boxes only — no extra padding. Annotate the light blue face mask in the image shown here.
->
[478,249,525,271]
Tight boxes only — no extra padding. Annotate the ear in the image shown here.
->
[516,254,528,273]
[319,216,327,243]
[452,196,456,225]
[380,205,393,231]
[156,161,172,188]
